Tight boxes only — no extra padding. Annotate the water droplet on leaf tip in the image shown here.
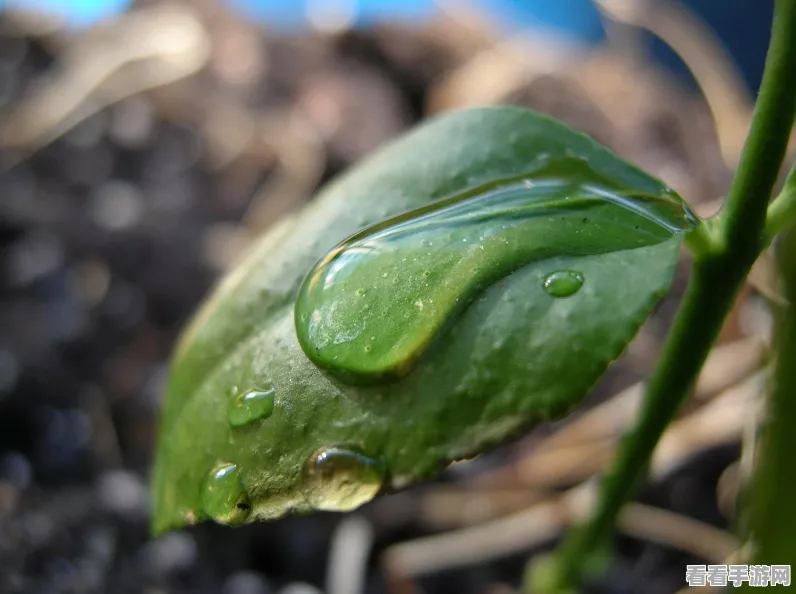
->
[542,270,584,298]
[201,463,250,526]
[228,388,275,428]
[304,447,384,512]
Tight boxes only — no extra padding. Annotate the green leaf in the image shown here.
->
[151,106,696,534]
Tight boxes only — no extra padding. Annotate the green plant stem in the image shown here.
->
[526,1,796,591]
[683,221,719,258]
[765,162,796,243]
[739,230,796,592]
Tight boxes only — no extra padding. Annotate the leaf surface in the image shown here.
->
[152,107,695,533]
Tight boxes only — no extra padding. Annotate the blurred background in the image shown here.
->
[0,1,785,593]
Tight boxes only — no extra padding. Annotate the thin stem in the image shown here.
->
[684,221,719,257]
[765,162,796,243]
[526,2,796,591]
[717,2,796,256]
[739,230,796,590]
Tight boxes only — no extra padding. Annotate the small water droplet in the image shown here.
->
[542,270,584,298]
[228,388,275,428]
[201,463,250,526]
[304,447,384,512]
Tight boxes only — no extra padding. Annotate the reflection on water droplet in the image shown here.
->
[295,163,695,382]
[304,447,384,512]
[228,388,275,428]
[201,463,250,526]
[543,270,584,297]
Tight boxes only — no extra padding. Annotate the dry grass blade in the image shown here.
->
[618,504,739,563]
[650,370,764,478]
[383,485,592,589]
[595,0,752,165]
[242,109,327,234]
[0,4,210,154]
[326,515,375,594]
[418,488,549,530]
[425,31,585,113]
[747,250,786,307]
[716,461,740,518]
[384,481,738,590]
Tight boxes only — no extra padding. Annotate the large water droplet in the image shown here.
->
[228,388,275,428]
[201,463,250,526]
[542,270,584,297]
[304,447,384,512]
[295,161,696,382]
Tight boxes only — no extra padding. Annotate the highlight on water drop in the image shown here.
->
[295,163,695,382]
[201,462,251,526]
[227,387,276,428]
[542,270,585,298]
[303,447,385,512]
